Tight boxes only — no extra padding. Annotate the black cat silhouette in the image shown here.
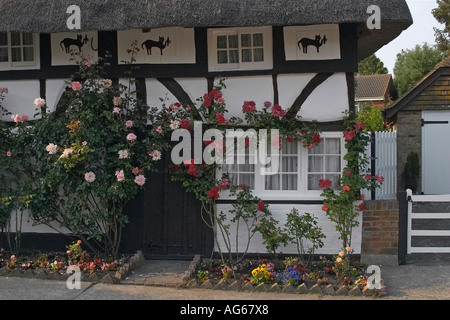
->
[141,36,171,55]
[298,35,328,54]
[60,35,89,54]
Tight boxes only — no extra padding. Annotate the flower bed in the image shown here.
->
[0,241,145,284]
[186,253,385,297]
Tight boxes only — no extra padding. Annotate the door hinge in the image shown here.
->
[421,119,449,126]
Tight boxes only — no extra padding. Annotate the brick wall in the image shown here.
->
[395,110,422,194]
[361,200,399,265]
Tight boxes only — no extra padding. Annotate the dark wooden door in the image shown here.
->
[121,152,214,259]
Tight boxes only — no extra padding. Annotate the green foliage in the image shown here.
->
[356,104,389,132]
[402,151,420,193]
[357,54,388,75]
[432,0,450,56]
[283,208,325,268]
[24,54,168,256]
[394,43,444,96]
[320,113,384,249]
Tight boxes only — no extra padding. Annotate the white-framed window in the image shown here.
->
[220,132,344,200]
[207,26,273,72]
[0,32,40,70]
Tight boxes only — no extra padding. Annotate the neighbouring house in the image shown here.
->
[355,74,395,110]
[384,56,450,195]
[0,0,412,260]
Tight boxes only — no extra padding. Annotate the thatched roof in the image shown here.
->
[0,0,413,59]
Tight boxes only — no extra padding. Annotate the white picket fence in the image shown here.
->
[361,131,397,200]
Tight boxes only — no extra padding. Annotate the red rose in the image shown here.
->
[318,179,332,189]
[180,119,191,130]
[216,112,226,124]
[312,133,321,144]
[257,200,265,212]
[207,186,220,199]
[343,130,356,141]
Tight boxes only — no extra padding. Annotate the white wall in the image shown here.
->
[0,80,40,121]
[145,74,349,122]
[216,203,362,255]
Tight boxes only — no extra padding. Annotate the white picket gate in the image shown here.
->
[406,189,450,253]
[361,131,397,200]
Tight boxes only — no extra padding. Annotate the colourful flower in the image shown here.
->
[149,150,161,161]
[322,204,329,212]
[342,185,350,192]
[103,79,112,88]
[156,125,163,133]
[118,150,129,159]
[207,186,220,199]
[375,174,384,184]
[242,100,256,113]
[358,202,365,211]
[219,178,229,190]
[187,164,200,177]
[319,179,332,189]
[355,122,366,130]
[216,112,226,124]
[134,174,146,186]
[125,120,133,128]
[170,120,180,130]
[126,133,137,142]
[84,172,96,183]
[343,130,355,141]
[6,151,11,157]
[34,97,46,108]
[312,133,321,144]
[46,143,58,155]
[71,81,82,91]
[113,96,122,106]
[180,119,191,130]
[271,104,285,118]
[59,148,73,159]
[115,170,125,182]
[257,200,265,212]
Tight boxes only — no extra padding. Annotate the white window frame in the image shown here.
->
[0,32,40,71]
[219,132,345,201]
[207,26,273,72]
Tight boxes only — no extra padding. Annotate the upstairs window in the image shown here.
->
[0,32,39,70]
[207,26,272,72]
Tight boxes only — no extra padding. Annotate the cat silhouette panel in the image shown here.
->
[298,35,328,54]
[284,24,340,60]
[51,32,98,65]
[117,28,195,64]
[142,36,171,55]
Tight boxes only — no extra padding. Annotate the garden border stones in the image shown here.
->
[0,250,145,284]
[181,255,387,298]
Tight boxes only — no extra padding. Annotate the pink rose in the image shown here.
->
[125,120,133,128]
[71,81,82,91]
[115,170,125,182]
[127,133,137,142]
[134,174,146,186]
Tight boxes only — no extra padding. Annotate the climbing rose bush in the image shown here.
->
[26,56,168,256]
[319,114,384,250]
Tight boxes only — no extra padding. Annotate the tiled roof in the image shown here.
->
[355,74,393,101]
[384,56,450,119]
